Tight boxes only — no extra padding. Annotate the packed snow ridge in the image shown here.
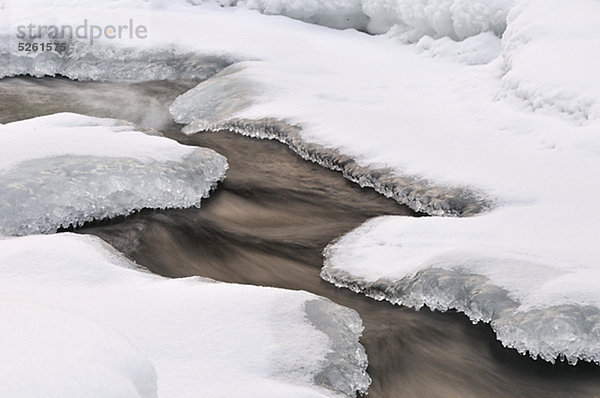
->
[0,113,227,235]
[0,233,370,397]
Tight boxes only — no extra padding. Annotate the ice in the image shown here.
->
[1,41,233,82]
[175,117,490,217]
[0,113,228,235]
[0,233,370,397]
[305,300,371,396]
[321,215,600,365]
[170,64,261,126]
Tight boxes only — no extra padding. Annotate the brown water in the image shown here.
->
[2,76,600,397]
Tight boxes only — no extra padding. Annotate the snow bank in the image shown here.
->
[500,0,600,122]
[367,0,511,39]
[322,216,600,364]
[164,3,600,364]
[198,0,511,40]
[1,42,232,82]
[0,233,370,397]
[0,2,234,81]
[173,116,490,217]
[0,113,227,235]
[202,0,369,32]
[0,301,159,398]
[415,31,502,65]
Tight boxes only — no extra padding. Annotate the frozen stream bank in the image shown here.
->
[2,77,600,397]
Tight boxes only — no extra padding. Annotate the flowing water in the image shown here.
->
[2,76,600,397]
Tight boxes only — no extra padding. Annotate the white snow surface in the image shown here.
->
[0,113,227,235]
[321,216,600,365]
[2,0,600,364]
[0,301,159,398]
[0,233,369,397]
[198,0,511,40]
[0,113,192,170]
[501,0,600,121]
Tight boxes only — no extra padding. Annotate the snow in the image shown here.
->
[414,31,502,65]
[500,0,600,122]
[201,0,511,41]
[0,113,191,169]
[321,216,600,364]
[2,0,600,365]
[167,3,600,364]
[0,301,159,398]
[0,113,227,235]
[0,233,370,397]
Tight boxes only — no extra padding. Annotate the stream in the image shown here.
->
[2,76,600,397]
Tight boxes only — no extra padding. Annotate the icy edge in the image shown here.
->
[320,243,600,366]
[305,298,371,397]
[180,118,491,217]
[0,37,234,81]
[0,150,228,236]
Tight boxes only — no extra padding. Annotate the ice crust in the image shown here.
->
[0,113,228,235]
[0,233,370,397]
[322,262,600,365]
[305,299,371,396]
[1,38,233,82]
[170,66,490,217]
[170,64,261,125]
[322,216,600,365]
[176,116,490,217]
